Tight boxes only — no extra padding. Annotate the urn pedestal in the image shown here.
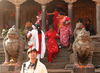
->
[0,64,20,73]
[73,65,95,73]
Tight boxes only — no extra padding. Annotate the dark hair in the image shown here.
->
[35,24,41,34]
[86,19,91,23]
[77,18,83,23]
[59,12,65,16]
[35,24,40,29]
[27,48,37,54]
[49,25,54,29]
[54,8,61,12]
[27,20,33,25]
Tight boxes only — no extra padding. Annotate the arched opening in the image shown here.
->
[47,0,68,25]
[0,1,15,29]
[73,0,96,30]
[0,0,96,31]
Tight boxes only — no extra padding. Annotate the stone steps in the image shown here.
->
[41,56,68,63]
[0,47,4,64]
[41,48,71,73]
[44,62,67,69]
[93,52,100,65]
[48,69,73,73]
[48,69,100,73]
[95,68,100,73]
[41,48,71,69]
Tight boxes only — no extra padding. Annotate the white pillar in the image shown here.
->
[68,3,73,22]
[64,0,77,18]
[41,4,46,32]
[64,0,77,30]
[34,0,53,32]
[15,5,20,29]
[96,3,100,35]
[93,0,100,35]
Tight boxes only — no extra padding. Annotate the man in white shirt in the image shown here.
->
[20,48,48,73]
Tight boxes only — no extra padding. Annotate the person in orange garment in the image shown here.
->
[47,8,60,32]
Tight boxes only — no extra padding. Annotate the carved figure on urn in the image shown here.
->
[73,28,94,67]
[3,26,25,66]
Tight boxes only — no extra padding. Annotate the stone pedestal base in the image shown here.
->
[0,64,20,73]
[64,64,73,70]
[73,65,95,73]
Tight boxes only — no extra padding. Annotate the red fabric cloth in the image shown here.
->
[37,33,42,54]
[29,45,33,48]
[46,30,59,62]
[53,11,59,32]
[66,17,70,21]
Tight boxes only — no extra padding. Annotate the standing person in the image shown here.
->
[24,21,36,43]
[59,16,72,48]
[84,19,96,35]
[35,11,42,28]
[20,48,48,73]
[24,21,36,36]
[73,19,85,39]
[57,12,71,32]
[25,21,36,31]
[57,12,66,30]
[35,11,49,31]
[47,8,60,32]
[45,26,59,62]
[27,24,46,59]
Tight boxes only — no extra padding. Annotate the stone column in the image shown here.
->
[93,0,100,35]
[41,4,46,32]
[0,0,3,34]
[68,3,73,22]
[15,5,20,29]
[34,0,53,32]
[64,0,77,29]
[64,0,77,20]
[96,3,100,35]
[8,0,26,29]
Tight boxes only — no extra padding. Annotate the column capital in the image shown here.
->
[93,0,100,6]
[68,3,73,9]
[0,0,2,2]
[34,0,53,5]
[8,0,26,6]
[64,0,77,4]
[41,4,46,12]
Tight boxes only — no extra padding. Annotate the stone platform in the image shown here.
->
[73,65,95,73]
[0,65,20,73]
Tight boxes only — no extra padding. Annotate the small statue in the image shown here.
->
[73,28,94,67]
[3,26,25,66]
[1,29,7,37]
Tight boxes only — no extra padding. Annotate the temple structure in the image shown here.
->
[0,0,99,35]
[0,0,100,73]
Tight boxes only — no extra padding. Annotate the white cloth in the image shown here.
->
[20,60,48,73]
[35,15,41,24]
[32,25,36,29]
[27,29,46,59]
[37,54,40,60]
